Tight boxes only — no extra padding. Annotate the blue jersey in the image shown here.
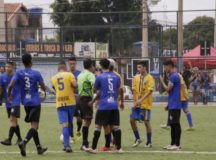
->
[0,73,21,108]
[168,72,181,110]
[12,68,44,107]
[73,70,81,80]
[94,72,120,110]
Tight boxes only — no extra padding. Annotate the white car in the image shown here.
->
[124,85,133,100]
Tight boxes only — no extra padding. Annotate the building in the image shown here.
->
[0,0,43,43]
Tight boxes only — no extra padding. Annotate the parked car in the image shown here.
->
[124,85,133,100]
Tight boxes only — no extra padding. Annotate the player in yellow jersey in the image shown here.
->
[130,60,155,148]
[51,61,77,153]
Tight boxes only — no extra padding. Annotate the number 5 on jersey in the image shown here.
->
[57,78,64,90]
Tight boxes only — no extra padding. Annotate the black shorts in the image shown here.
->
[79,96,93,120]
[74,99,82,117]
[24,105,41,123]
[6,106,21,118]
[168,109,181,124]
[95,110,120,126]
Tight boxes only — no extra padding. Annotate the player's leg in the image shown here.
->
[80,97,93,150]
[165,110,181,150]
[182,102,194,130]
[76,116,83,138]
[143,109,152,148]
[1,108,14,146]
[110,110,122,152]
[99,125,112,151]
[130,108,142,147]
[12,107,22,144]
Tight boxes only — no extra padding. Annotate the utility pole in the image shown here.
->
[214,0,216,47]
[142,0,148,58]
[178,0,183,57]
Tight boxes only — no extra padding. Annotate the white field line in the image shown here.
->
[1,150,216,155]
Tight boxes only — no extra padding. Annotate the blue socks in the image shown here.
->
[133,130,140,140]
[147,132,152,143]
[62,127,70,148]
[186,112,193,128]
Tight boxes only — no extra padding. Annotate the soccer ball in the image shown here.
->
[60,134,64,143]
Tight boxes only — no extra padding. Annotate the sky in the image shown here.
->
[3,0,216,37]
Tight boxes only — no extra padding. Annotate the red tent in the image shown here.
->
[172,45,216,69]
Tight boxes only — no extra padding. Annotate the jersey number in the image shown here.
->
[57,78,64,91]
[108,78,113,91]
[24,77,30,88]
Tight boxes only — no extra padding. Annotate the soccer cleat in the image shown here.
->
[80,145,89,151]
[115,148,123,154]
[0,139,12,146]
[15,139,22,145]
[144,142,152,148]
[163,145,172,149]
[86,148,97,154]
[76,132,82,141]
[18,141,26,157]
[166,145,181,151]
[99,146,112,152]
[186,127,195,131]
[132,139,142,147]
[70,137,75,144]
[160,124,170,130]
[65,147,73,153]
[37,147,48,155]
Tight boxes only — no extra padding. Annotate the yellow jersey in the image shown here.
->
[51,72,76,108]
[132,74,154,110]
[178,73,189,101]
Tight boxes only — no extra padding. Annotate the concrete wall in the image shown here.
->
[0,0,5,42]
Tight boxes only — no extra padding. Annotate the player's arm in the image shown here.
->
[160,75,173,92]
[132,77,138,107]
[118,76,124,110]
[136,77,154,106]
[8,80,15,99]
[89,91,99,108]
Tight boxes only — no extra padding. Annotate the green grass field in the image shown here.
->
[0,104,215,160]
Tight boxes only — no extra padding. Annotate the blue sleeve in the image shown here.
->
[12,72,18,82]
[36,72,44,83]
[0,76,2,87]
[169,74,179,85]
[94,76,100,90]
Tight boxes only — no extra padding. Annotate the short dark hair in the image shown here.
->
[83,58,93,69]
[6,60,14,66]
[59,60,66,66]
[68,56,76,61]
[22,54,32,66]
[100,58,110,70]
[137,60,148,68]
[163,60,175,67]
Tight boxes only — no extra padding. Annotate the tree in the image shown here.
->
[163,28,177,49]
[50,0,162,56]
[184,16,214,49]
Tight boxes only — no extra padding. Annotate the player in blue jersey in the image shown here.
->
[160,60,182,151]
[0,61,22,146]
[68,57,82,142]
[8,54,47,157]
[86,58,123,154]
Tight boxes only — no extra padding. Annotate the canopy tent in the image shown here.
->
[172,45,216,69]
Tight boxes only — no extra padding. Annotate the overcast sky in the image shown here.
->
[4,0,216,27]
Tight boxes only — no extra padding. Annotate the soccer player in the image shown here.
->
[161,66,194,131]
[77,58,95,150]
[8,54,47,157]
[51,61,77,153]
[0,61,22,146]
[68,57,82,142]
[160,60,182,151]
[87,58,123,153]
[130,61,154,148]
[97,58,124,151]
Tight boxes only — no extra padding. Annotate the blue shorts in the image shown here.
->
[57,106,76,124]
[130,108,151,121]
[181,101,188,110]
